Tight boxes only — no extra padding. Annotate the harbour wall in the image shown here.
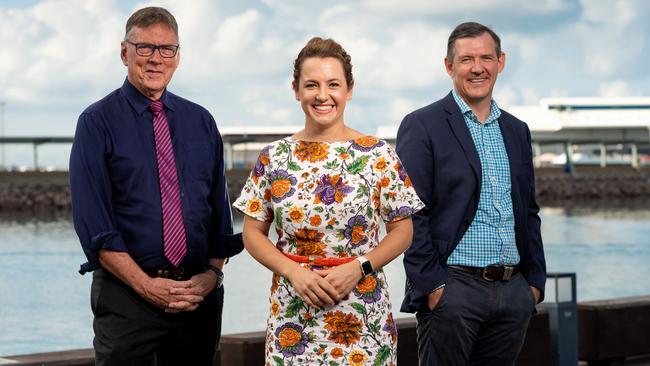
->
[1,166,650,212]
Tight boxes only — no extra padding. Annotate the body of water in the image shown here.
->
[1,204,650,356]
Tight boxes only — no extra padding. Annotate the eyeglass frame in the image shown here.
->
[124,40,180,58]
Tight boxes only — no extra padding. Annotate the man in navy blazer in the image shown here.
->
[396,22,546,365]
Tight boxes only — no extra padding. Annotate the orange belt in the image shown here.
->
[283,252,356,267]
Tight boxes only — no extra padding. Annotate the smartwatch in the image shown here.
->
[356,256,373,277]
[207,264,224,288]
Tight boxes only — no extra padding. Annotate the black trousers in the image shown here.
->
[415,267,536,366]
[91,269,224,366]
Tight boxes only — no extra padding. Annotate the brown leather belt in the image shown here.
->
[450,265,519,281]
[142,267,204,281]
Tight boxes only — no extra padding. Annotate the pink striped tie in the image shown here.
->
[149,100,187,267]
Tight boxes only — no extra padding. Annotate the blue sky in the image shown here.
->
[0,0,649,167]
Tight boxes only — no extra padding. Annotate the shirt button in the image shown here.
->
[490,176,496,182]
[180,193,185,197]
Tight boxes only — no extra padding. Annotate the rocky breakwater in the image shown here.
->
[0,172,70,211]
[2,167,650,212]
[0,170,252,212]
[535,166,650,202]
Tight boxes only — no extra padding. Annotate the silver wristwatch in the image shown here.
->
[207,265,224,288]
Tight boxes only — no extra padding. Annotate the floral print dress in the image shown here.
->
[234,136,424,366]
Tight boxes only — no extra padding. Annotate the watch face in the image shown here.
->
[362,260,373,275]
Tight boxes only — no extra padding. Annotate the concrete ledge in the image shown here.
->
[219,311,551,366]
[518,309,552,366]
[0,309,558,366]
[0,349,94,366]
[579,295,650,365]
[219,331,266,366]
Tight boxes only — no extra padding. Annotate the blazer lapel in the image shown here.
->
[444,94,481,183]
[499,114,523,218]
[499,113,520,175]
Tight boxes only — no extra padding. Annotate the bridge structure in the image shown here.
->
[516,97,650,170]
[1,97,649,171]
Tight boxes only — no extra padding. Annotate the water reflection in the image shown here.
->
[0,208,72,223]
[1,201,649,356]
[0,212,90,357]
[540,198,650,219]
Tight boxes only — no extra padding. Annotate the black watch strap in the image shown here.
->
[207,265,224,288]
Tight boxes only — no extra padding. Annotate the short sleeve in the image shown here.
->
[233,146,274,222]
[379,144,425,222]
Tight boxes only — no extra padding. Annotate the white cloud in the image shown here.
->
[316,14,449,95]
[319,4,350,23]
[175,7,292,87]
[240,83,298,125]
[581,0,639,27]
[363,0,572,15]
[0,0,648,146]
[521,87,542,105]
[1,0,123,103]
[577,0,649,77]
[211,9,261,58]
[388,98,419,122]
[503,33,540,61]
[549,88,569,98]
[597,80,638,98]
[494,84,520,107]
[318,4,373,41]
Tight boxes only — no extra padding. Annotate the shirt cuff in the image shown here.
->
[431,284,446,292]
[92,231,128,252]
[79,231,127,274]
[209,233,244,258]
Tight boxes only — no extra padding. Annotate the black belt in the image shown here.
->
[450,265,519,281]
[142,267,204,281]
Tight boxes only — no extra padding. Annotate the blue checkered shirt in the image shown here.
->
[446,90,520,267]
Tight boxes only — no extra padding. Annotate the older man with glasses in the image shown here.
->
[69,6,242,365]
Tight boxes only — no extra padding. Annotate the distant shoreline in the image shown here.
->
[1,166,649,212]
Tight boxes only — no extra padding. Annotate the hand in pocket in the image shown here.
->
[427,287,445,311]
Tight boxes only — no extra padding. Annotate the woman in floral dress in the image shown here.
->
[234,37,424,366]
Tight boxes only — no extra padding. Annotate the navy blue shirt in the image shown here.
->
[70,79,242,274]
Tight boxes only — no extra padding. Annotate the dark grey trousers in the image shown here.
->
[415,267,536,366]
[91,269,224,366]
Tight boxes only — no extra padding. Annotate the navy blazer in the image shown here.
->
[396,92,546,313]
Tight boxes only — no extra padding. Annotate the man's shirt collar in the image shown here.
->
[451,89,501,125]
[120,78,176,115]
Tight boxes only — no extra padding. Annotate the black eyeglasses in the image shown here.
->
[125,41,179,58]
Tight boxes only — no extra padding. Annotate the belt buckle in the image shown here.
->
[308,256,316,266]
[502,265,514,281]
[156,267,184,280]
[172,267,184,280]
[482,265,514,281]
[481,267,496,282]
